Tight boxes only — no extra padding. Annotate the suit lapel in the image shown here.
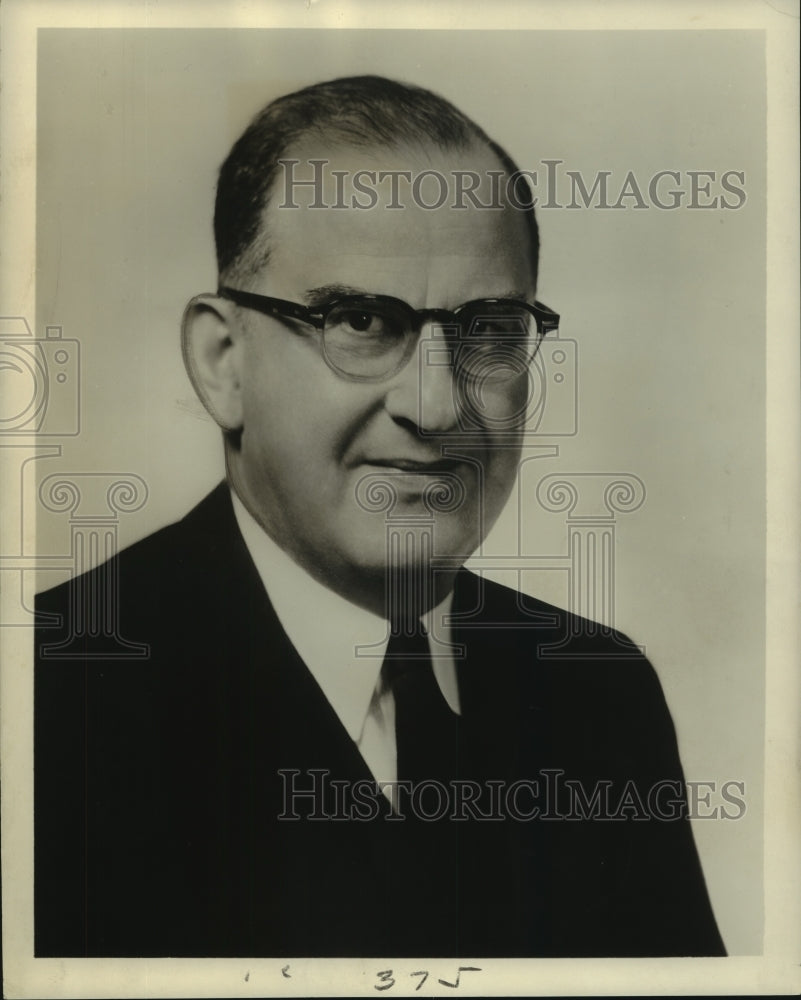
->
[182,483,385,793]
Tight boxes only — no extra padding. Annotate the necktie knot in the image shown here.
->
[382,621,432,688]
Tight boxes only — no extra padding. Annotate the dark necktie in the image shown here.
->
[382,621,461,789]
[381,622,463,951]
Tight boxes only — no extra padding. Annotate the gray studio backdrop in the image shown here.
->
[33,28,765,953]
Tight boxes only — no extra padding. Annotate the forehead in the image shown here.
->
[260,138,535,306]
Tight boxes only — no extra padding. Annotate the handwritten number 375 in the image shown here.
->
[374,966,481,991]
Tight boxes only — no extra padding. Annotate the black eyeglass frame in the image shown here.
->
[217,284,560,383]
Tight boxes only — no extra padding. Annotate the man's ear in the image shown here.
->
[181,294,244,431]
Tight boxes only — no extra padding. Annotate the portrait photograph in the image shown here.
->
[1,1,798,997]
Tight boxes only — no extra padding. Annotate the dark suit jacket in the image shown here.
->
[34,483,725,957]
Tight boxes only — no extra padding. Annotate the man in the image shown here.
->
[34,75,725,958]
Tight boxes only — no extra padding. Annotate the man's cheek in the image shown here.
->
[457,379,530,433]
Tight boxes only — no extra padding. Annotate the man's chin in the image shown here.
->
[320,518,477,601]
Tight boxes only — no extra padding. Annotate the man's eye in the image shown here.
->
[342,310,381,334]
[473,320,514,335]
[469,315,531,339]
[328,305,402,339]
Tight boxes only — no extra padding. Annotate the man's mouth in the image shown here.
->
[363,458,464,474]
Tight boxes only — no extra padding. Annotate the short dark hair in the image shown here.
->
[214,75,539,285]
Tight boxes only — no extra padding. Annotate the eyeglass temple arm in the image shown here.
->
[533,300,560,334]
[217,286,325,329]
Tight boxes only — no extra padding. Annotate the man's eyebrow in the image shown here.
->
[302,284,368,306]
[302,284,534,306]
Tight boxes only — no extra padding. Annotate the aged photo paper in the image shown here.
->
[1,0,799,996]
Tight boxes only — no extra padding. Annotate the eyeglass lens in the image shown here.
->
[321,298,540,381]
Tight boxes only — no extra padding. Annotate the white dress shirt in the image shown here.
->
[231,491,460,793]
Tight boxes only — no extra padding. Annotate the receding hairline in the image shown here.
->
[214,75,539,287]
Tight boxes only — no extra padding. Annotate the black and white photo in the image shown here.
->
[1,3,798,997]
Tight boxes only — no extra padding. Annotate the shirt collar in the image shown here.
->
[230,489,454,739]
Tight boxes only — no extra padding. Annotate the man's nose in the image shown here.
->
[383,322,462,435]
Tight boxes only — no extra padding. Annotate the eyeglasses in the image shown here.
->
[218,285,560,384]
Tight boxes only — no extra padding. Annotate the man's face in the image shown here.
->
[227,139,536,605]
